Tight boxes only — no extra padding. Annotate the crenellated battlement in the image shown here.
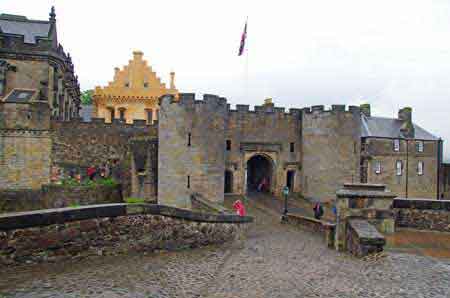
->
[163,93,228,107]
[301,104,361,115]
[228,103,302,119]
[50,117,158,131]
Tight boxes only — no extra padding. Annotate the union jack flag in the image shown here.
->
[238,21,247,56]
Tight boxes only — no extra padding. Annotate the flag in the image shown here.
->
[238,21,247,56]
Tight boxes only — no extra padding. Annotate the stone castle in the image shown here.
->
[0,7,445,209]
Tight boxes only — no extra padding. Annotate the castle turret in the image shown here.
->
[158,93,227,208]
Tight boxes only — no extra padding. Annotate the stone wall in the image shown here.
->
[0,184,123,213]
[393,198,450,232]
[51,118,157,198]
[347,219,385,258]
[283,213,335,247]
[365,138,438,199]
[302,106,361,202]
[0,203,252,264]
[225,103,302,196]
[159,94,227,208]
[0,102,52,190]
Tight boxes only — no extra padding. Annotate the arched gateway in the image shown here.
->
[246,154,274,193]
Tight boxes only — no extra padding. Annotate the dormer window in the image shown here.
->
[393,139,400,152]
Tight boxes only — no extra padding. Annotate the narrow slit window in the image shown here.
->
[188,133,191,147]
[226,140,231,151]
[290,142,295,153]
[187,175,190,189]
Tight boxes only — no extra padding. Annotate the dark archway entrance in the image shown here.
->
[224,170,233,193]
[286,170,295,191]
[247,155,273,193]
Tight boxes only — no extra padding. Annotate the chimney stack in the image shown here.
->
[360,103,371,117]
[398,107,412,122]
[399,107,414,138]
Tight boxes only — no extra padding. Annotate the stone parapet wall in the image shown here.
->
[0,203,252,264]
[283,213,335,248]
[347,219,385,258]
[393,198,450,232]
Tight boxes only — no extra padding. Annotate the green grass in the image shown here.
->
[68,203,81,208]
[125,197,146,204]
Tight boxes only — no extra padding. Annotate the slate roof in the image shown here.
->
[361,115,439,141]
[0,14,50,44]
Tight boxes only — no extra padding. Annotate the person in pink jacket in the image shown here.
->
[232,200,246,216]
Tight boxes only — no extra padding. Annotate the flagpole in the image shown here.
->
[245,16,249,102]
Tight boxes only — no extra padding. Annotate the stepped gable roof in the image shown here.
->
[361,115,438,141]
[0,14,51,44]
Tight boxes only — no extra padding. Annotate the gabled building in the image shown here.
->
[0,7,80,120]
[360,105,442,199]
[93,51,178,124]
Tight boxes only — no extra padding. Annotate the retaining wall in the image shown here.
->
[0,203,252,265]
[394,198,450,232]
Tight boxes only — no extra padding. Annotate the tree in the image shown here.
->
[81,89,93,105]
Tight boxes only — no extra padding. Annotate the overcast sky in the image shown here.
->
[3,0,450,159]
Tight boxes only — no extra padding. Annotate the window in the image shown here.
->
[290,142,295,153]
[374,161,381,174]
[417,161,424,175]
[416,141,424,153]
[119,109,125,121]
[146,109,153,124]
[396,160,403,176]
[393,139,400,152]
[226,140,231,151]
[187,175,190,189]
[124,83,130,88]
[144,82,149,88]
[188,133,191,146]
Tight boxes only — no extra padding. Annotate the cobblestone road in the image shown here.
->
[1,198,449,298]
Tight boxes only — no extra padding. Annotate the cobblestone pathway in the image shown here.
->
[1,198,450,298]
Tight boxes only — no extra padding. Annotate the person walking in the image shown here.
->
[313,202,324,220]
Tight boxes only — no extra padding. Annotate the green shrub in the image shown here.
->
[125,197,146,204]
[97,177,118,187]
[68,203,81,208]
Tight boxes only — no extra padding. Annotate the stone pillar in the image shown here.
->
[335,183,397,251]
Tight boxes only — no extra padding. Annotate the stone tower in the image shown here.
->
[0,91,52,189]
[301,105,361,202]
[158,93,227,208]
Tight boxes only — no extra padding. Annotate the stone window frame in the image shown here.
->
[416,140,424,153]
[374,160,381,175]
[395,160,403,176]
[417,161,424,176]
[393,139,400,152]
